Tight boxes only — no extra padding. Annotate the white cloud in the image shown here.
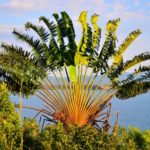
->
[106,11,145,20]
[0,24,13,34]
[0,24,19,35]
[113,2,124,11]
[133,0,139,6]
[0,0,146,21]
[0,0,53,12]
[64,0,107,13]
[0,24,23,35]
[106,0,145,20]
[0,0,107,15]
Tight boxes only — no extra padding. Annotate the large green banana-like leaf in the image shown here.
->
[68,11,93,82]
[24,21,63,70]
[68,65,77,82]
[53,13,66,49]
[97,19,120,73]
[91,14,101,52]
[113,30,141,66]
[68,52,89,82]
[118,30,141,55]
[109,30,141,80]
[38,16,62,69]
[77,11,93,54]
[75,52,89,66]
[108,52,150,80]
[116,77,150,99]
[122,52,150,73]
[61,11,77,51]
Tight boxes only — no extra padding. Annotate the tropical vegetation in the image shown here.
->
[0,11,150,133]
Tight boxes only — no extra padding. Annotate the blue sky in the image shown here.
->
[0,0,149,67]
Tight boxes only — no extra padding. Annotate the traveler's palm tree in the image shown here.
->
[0,11,150,131]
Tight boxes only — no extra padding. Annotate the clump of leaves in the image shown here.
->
[128,127,150,150]
[22,118,41,150]
[0,83,21,150]
[36,122,141,150]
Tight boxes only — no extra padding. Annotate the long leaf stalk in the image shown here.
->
[35,92,57,112]
[45,77,66,104]
[35,67,115,127]
[42,80,66,110]
[38,82,63,110]
[80,65,88,108]
[64,66,70,82]
[19,80,23,150]
[59,69,70,102]
[53,71,68,101]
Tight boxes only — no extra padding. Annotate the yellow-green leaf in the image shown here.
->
[68,65,77,82]
[75,52,89,66]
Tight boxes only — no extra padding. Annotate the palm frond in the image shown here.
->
[116,81,150,99]
[25,22,50,42]
[0,67,38,96]
[0,44,46,96]
[39,16,57,38]
[1,43,31,58]
[108,52,150,80]
[122,52,150,73]
[1,44,46,77]
[13,30,44,61]
[115,70,150,99]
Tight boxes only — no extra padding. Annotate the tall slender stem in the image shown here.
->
[65,66,70,82]
[19,80,23,150]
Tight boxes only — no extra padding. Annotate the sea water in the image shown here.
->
[11,92,150,130]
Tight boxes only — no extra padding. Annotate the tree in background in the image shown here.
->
[0,11,149,131]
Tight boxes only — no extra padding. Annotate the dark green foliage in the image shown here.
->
[25,22,50,42]
[0,43,46,96]
[116,70,150,99]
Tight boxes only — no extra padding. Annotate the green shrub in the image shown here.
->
[38,122,137,150]
[128,127,150,150]
[0,83,21,150]
[39,122,68,150]
[22,118,41,150]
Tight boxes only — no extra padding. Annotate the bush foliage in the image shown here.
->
[28,122,150,150]
[0,83,21,149]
